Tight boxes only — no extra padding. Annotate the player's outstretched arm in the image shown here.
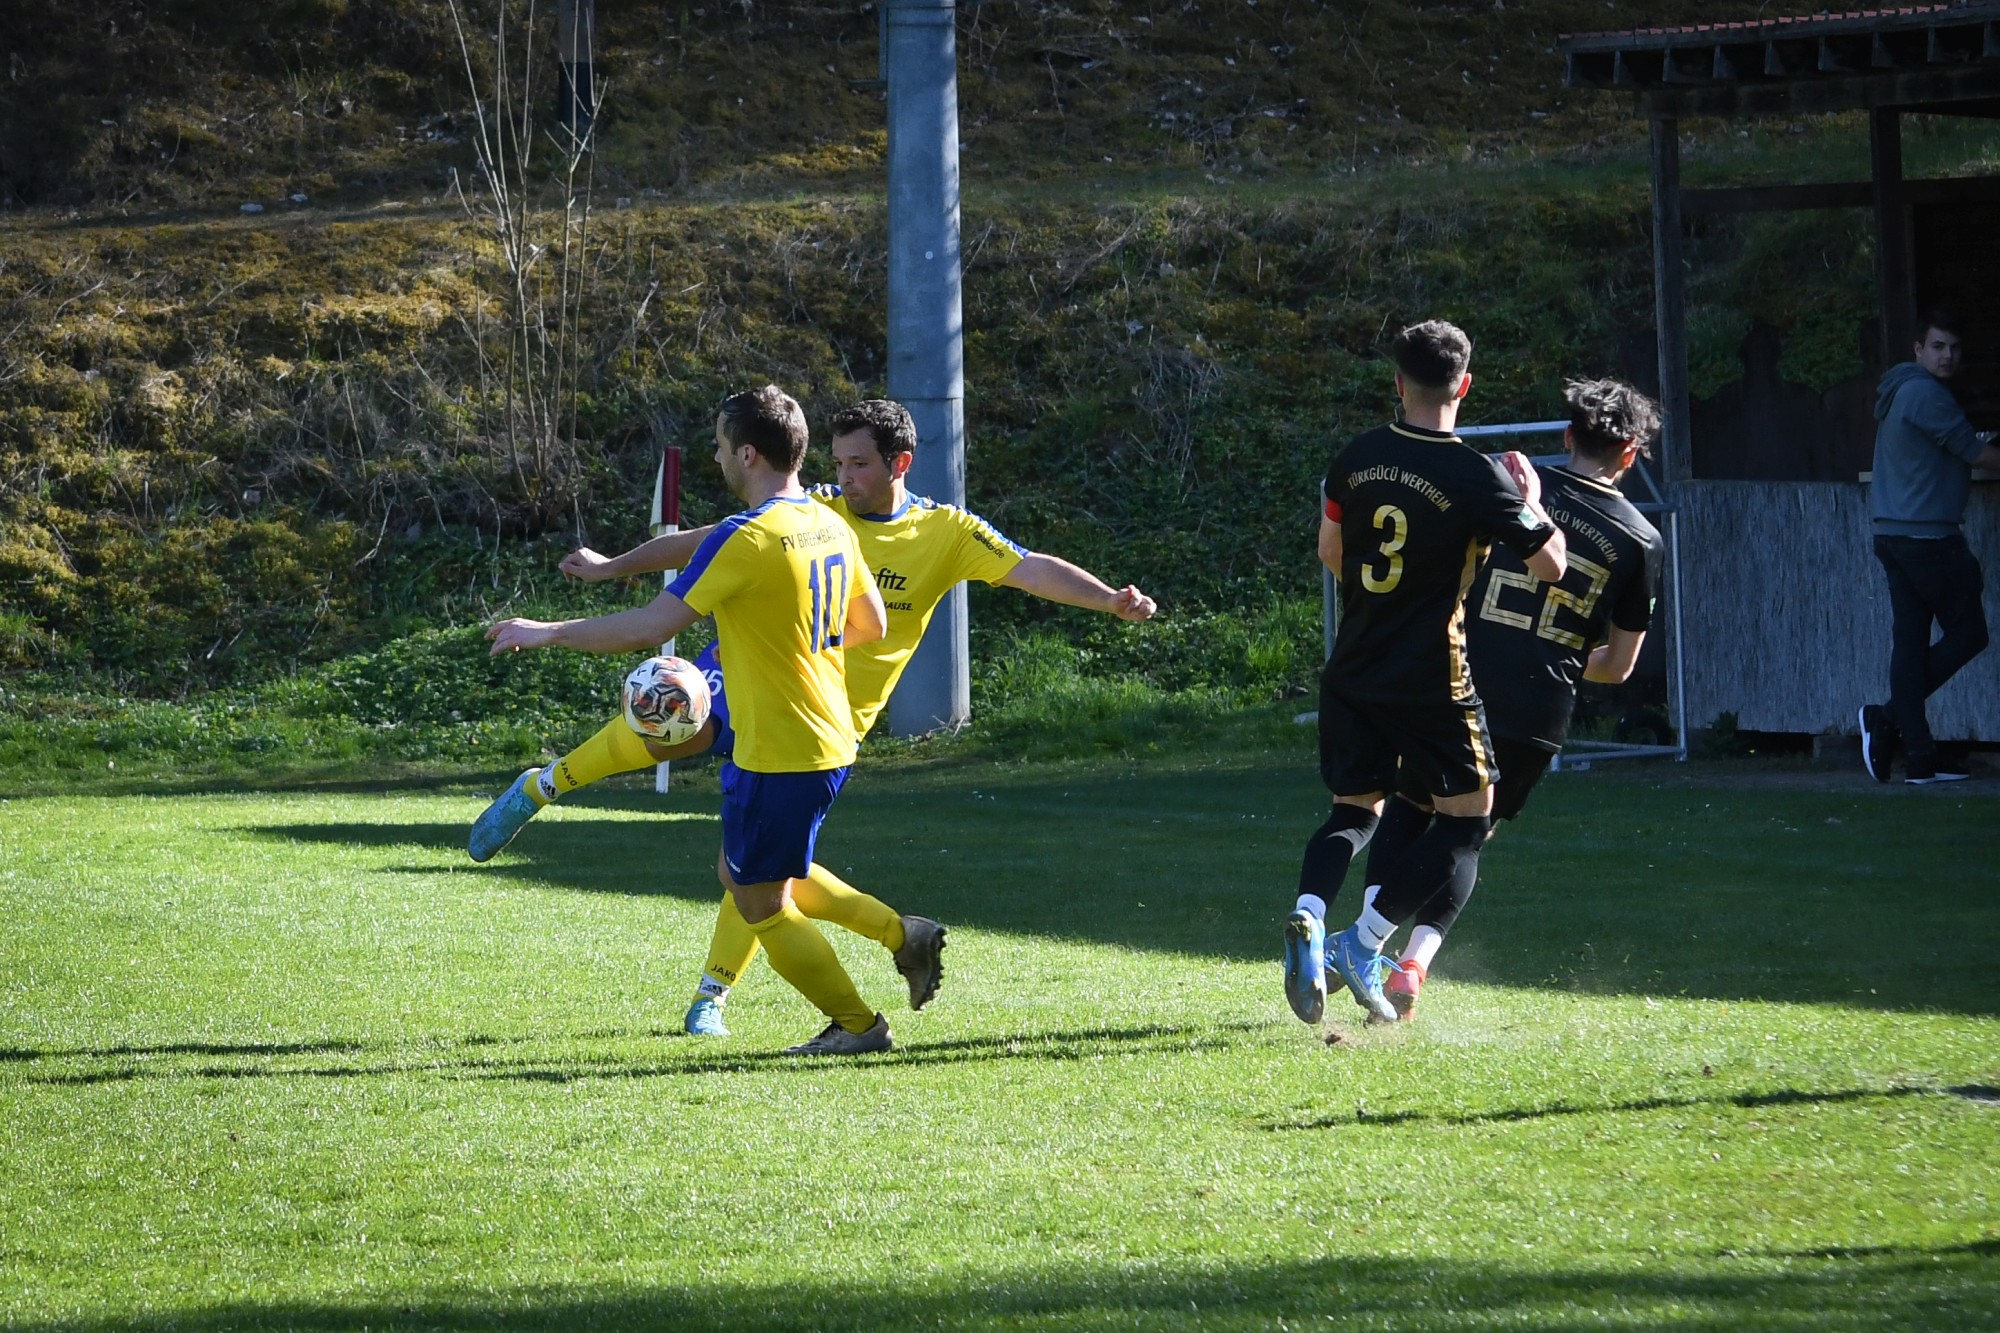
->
[843,579,888,648]
[1583,627,1646,684]
[1524,525,1566,583]
[999,553,1157,620]
[1495,451,1568,583]
[487,589,702,657]
[559,527,717,581]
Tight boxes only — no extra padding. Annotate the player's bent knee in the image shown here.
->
[1431,787,1494,819]
[728,882,787,926]
[716,853,789,922]
[647,718,717,763]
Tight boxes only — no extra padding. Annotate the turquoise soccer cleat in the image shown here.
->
[468,768,543,863]
[1283,909,1328,1024]
[683,997,729,1037]
[1325,924,1399,1024]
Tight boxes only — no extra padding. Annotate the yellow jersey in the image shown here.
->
[668,494,878,773]
[811,486,1026,738]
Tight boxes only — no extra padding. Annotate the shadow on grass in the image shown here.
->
[235,754,2000,1019]
[0,764,563,803]
[9,1246,1997,1333]
[0,1039,364,1063]
[12,1023,1271,1088]
[1263,1083,1937,1132]
[249,816,722,899]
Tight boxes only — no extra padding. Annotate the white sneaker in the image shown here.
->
[782,1013,894,1056]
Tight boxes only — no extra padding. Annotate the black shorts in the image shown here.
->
[1394,735,1553,821]
[1317,675,1499,800]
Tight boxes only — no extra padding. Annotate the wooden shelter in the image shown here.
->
[1559,3,2000,744]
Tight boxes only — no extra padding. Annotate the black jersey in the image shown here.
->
[1322,422,1556,705]
[1466,464,1664,751]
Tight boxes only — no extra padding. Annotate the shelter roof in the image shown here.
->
[1560,2,2000,116]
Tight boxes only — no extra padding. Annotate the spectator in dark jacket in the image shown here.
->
[1859,311,2000,784]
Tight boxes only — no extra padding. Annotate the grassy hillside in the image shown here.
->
[6,0,1784,211]
[1,1,1996,698]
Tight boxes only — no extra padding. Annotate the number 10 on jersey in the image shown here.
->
[807,553,849,654]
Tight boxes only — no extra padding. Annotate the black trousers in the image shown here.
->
[1873,533,1990,760]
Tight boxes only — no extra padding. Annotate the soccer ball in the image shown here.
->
[621,655,712,743]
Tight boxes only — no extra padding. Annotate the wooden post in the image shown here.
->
[1650,118,1693,483]
[1871,107,1912,365]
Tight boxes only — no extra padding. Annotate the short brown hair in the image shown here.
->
[1390,320,1473,402]
[717,385,810,473]
[1564,378,1660,461]
[830,399,917,464]
[1917,309,1963,342]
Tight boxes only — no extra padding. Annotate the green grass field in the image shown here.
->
[1,741,1995,1330]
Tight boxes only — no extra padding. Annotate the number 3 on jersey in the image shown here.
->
[806,553,849,654]
[1360,504,1408,593]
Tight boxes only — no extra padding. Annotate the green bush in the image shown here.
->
[969,614,1316,761]
[972,597,1321,699]
[274,625,661,730]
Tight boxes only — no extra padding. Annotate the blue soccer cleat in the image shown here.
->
[469,768,543,863]
[683,996,729,1037]
[1325,925,1399,1024]
[1283,909,1328,1024]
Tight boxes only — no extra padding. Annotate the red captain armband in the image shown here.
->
[1323,498,1342,522]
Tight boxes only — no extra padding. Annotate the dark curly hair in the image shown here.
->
[1564,378,1660,461]
[1917,309,1962,341]
[830,399,918,463]
[1390,320,1473,401]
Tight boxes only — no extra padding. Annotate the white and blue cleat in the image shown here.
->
[1283,909,1328,1024]
[468,768,543,863]
[1325,924,1399,1024]
[683,997,729,1037]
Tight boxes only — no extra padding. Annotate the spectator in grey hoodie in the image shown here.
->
[1860,311,2000,784]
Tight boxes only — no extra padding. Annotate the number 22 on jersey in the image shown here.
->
[1478,553,1610,649]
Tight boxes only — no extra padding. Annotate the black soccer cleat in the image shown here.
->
[893,916,947,1011]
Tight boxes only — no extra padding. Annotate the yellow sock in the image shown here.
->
[743,902,875,1033]
[793,863,905,953]
[545,715,656,799]
[700,891,762,994]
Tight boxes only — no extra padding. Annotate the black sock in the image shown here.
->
[1362,794,1433,890]
[1297,804,1380,903]
[1372,813,1489,928]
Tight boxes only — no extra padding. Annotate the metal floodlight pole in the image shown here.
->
[883,0,969,737]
